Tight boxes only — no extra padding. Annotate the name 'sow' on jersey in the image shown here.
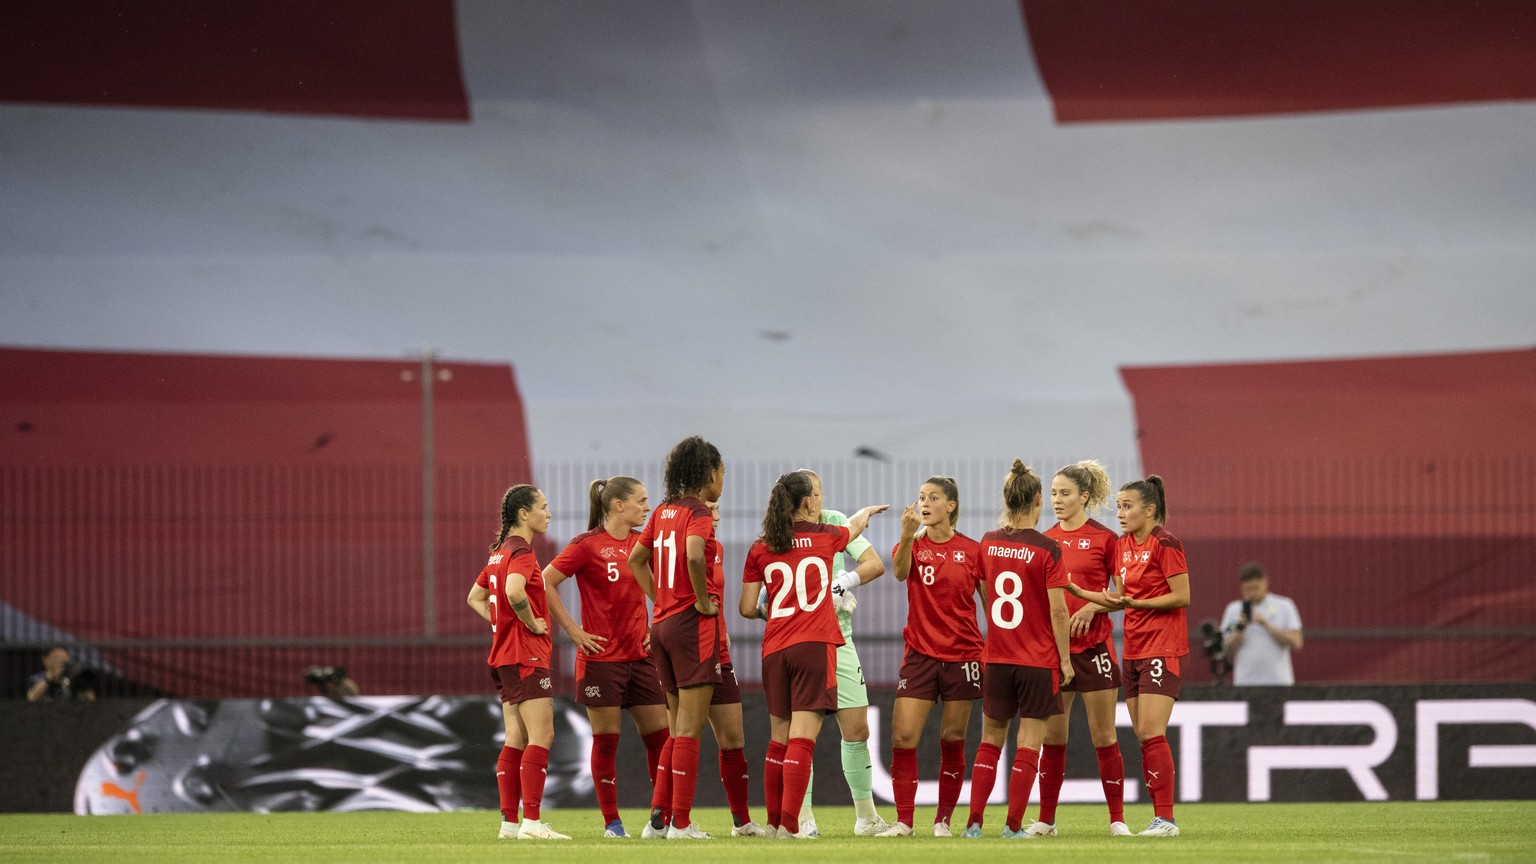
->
[742,522,850,656]
[637,497,714,624]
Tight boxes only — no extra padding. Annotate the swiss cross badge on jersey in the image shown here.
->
[1078,540,1090,549]
[953,551,965,563]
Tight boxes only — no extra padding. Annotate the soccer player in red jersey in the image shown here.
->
[542,476,669,838]
[1067,475,1189,837]
[628,436,725,840]
[466,485,570,841]
[961,461,1073,839]
[878,476,985,838]
[1029,460,1131,837]
[739,470,887,839]
[703,500,767,837]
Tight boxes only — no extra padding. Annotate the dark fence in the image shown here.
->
[4,457,1534,698]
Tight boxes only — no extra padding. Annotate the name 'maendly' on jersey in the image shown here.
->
[549,527,648,662]
[1044,518,1119,653]
[978,527,1067,668]
[894,531,984,662]
[637,497,714,624]
[1118,525,1190,659]
[743,521,850,655]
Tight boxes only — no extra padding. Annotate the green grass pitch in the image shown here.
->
[4,803,1533,863]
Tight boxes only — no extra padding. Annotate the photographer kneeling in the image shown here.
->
[304,665,360,699]
[1220,563,1304,686]
[27,645,96,702]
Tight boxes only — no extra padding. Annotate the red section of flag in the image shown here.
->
[1,348,537,696]
[0,0,468,121]
[1021,0,1536,122]
[1121,349,1536,684]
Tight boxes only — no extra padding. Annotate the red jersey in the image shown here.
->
[637,497,714,623]
[978,527,1068,668]
[743,522,850,656]
[475,536,552,668]
[1044,518,1119,653]
[894,531,984,662]
[549,527,648,662]
[707,535,733,666]
[1117,525,1190,659]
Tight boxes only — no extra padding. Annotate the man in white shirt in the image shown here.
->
[1220,563,1304,686]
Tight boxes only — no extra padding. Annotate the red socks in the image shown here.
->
[890,747,918,826]
[591,733,620,824]
[1006,746,1040,832]
[496,745,522,823]
[642,728,670,786]
[780,738,815,835]
[719,747,751,827]
[1097,743,1126,823]
[649,736,674,824]
[966,742,1002,827]
[935,738,965,826]
[764,740,787,829]
[520,744,549,821]
[669,736,701,829]
[1036,743,1067,825]
[1141,735,1175,820]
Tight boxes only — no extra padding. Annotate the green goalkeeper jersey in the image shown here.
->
[820,508,871,642]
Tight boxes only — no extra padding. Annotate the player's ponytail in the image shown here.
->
[587,475,641,531]
[489,484,540,552]
[1055,459,1112,513]
[1120,475,1168,524]
[1000,459,1042,527]
[762,470,814,554]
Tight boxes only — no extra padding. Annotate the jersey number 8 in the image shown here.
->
[991,570,1027,630]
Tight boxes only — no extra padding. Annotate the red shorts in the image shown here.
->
[762,642,837,717]
[651,607,723,693]
[1123,656,1182,700]
[896,648,982,703]
[1063,640,1121,693]
[491,665,553,705]
[712,662,742,706]
[982,663,1063,721]
[575,655,666,708]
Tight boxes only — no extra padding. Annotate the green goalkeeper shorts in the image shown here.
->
[836,639,868,710]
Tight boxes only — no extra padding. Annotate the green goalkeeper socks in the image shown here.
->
[841,739,874,803]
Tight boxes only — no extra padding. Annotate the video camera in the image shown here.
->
[303,665,349,688]
[1198,619,1231,683]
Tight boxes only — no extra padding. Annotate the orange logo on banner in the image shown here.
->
[101,772,146,814]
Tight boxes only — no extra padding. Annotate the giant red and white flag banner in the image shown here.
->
[1022,0,1536,122]
[0,0,468,120]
